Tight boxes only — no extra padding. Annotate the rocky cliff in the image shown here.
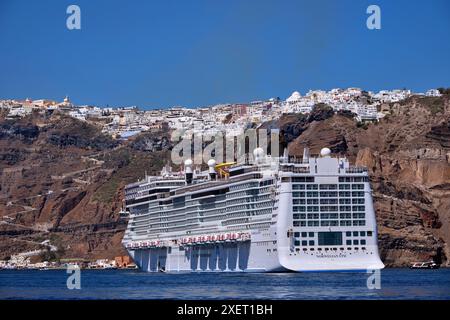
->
[0,111,172,261]
[1,96,449,267]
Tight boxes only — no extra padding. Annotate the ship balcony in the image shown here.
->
[344,167,368,174]
[280,166,311,173]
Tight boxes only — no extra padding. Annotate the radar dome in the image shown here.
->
[184,159,193,167]
[253,147,265,158]
[320,148,331,157]
[207,159,216,167]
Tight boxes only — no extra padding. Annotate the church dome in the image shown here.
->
[286,91,301,102]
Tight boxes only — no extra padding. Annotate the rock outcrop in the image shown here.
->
[0,112,171,261]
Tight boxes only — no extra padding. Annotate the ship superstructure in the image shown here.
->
[122,148,384,272]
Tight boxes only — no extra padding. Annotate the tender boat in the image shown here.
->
[410,261,440,269]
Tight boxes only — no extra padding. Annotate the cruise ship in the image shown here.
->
[122,147,384,272]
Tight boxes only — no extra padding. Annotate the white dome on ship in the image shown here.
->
[253,147,265,159]
[207,159,216,167]
[320,147,331,157]
[286,91,301,102]
[184,159,193,167]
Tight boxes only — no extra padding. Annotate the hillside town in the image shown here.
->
[0,253,136,270]
[0,88,443,140]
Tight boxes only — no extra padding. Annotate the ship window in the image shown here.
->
[361,240,366,245]
[352,213,365,219]
[367,231,373,236]
[353,240,359,245]
[360,231,366,236]
[308,232,314,237]
[309,240,315,246]
[281,177,291,182]
[346,231,352,237]
[301,232,307,237]
[295,240,300,246]
[353,231,358,236]
[352,184,364,190]
[318,232,343,246]
[302,241,308,246]
[319,184,337,190]
[294,232,300,237]
[346,240,352,245]
[321,221,330,227]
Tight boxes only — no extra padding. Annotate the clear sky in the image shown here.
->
[0,0,449,108]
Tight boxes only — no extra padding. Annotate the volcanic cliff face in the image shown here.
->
[1,96,449,267]
[0,111,172,260]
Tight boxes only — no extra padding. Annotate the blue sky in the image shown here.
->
[0,0,449,108]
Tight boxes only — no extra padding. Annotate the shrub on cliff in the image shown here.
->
[307,103,335,122]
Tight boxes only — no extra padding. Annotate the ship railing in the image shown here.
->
[173,180,229,195]
[344,167,368,173]
[280,165,311,173]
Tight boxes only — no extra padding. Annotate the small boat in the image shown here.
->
[410,261,440,269]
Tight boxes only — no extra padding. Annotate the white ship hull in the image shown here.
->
[127,228,383,273]
[128,242,282,273]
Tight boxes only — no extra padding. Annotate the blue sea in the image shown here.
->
[0,269,449,300]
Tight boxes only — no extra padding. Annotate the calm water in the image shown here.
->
[0,268,449,300]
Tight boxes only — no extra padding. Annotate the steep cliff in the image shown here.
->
[0,112,172,260]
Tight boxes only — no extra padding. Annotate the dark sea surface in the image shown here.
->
[0,268,449,300]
